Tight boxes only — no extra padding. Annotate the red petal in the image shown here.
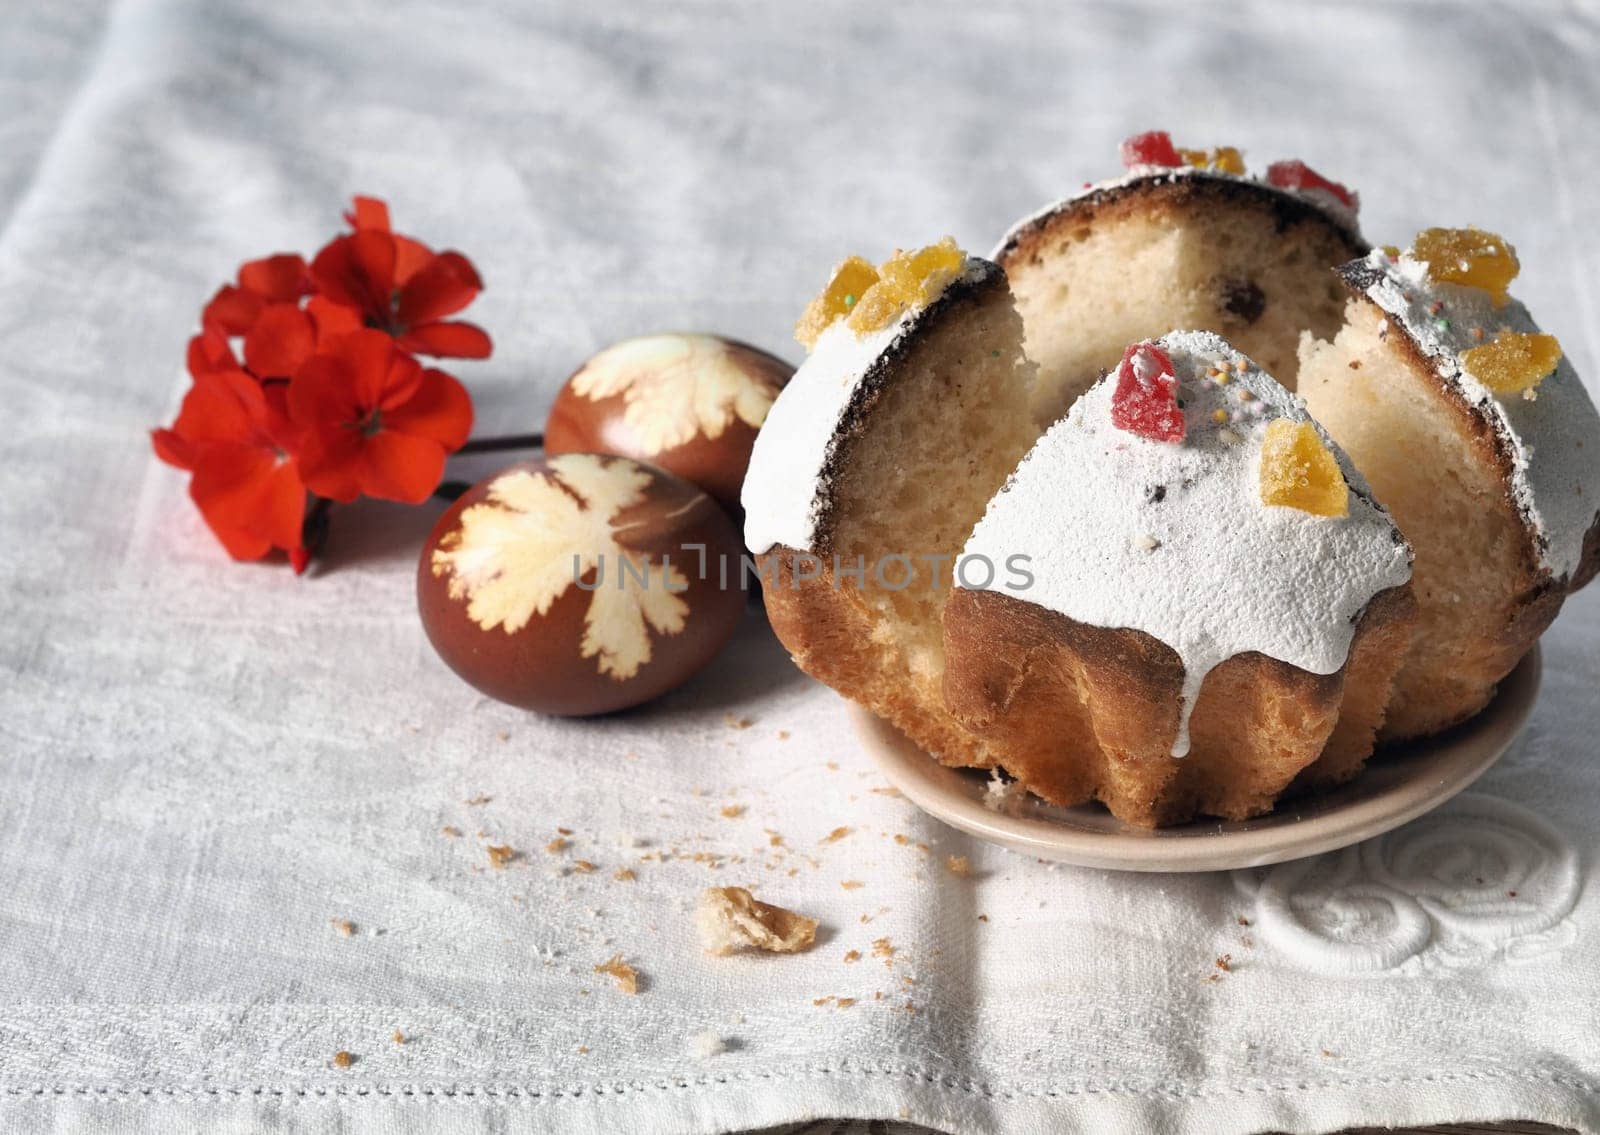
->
[393,235,434,285]
[238,254,310,303]
[169,368,269,448]
[243,303,317,379]
[187,330,240,380]
[398,321,492,359]
[334,328,408,409]
[306,295,364,343]
[309,231,397,319]
[344,196,391,232]
[289,546,311,575]
[358,429,448,504]
[296,429,366,503]
[383,366,474,451]
[203,285,262,336]
[396,251,483,327]
[288,352,362,435]
[151,427,195,469]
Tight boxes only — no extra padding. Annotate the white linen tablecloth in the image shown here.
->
[2,1,1598,1131]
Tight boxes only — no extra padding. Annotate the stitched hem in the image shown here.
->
[3,1064,1598,1103]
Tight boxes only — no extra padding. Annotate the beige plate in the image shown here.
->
[851,646,1541,873]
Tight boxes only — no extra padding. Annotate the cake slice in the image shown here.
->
[943,332,1416,827]
[743,240,1039,768]
[997,131,1366,423]
[1299,231,1600,739]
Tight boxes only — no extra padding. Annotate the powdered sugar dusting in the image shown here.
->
[960,331,1412,757]
[743,260,996,555]
[1353,249,1600,581]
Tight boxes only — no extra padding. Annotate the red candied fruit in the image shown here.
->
[1265,160,1359,211]
[1110,342,1185,443]
[1120,131,1182,170]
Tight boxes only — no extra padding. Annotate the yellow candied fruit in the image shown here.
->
[1259,420,1348,518]
[795,256,880,349]
[1380,244,1402,259]
[1411,227,1520,307]
[845,237,966,336]
[1179,146,1246,174]
[1460,331,1562,396]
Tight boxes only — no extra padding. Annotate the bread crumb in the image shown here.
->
[820,826,852,844]
[840,880,864,890]
[595,955,639,994]
[391,1030,406,1044]
[697,886,818,956]
[720,804,746,819]
[843,950,861,963]
[465,793,492,805]
[486,845,518,869]
[440,826,462,838]
[689,1030,727,1059]
[332,1051,355,1069]
[330,919,356,937]
[573,860,597,874]
[546,837,569,854]
[612,868,637,882]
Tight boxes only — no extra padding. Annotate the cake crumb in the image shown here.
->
[486,845,518,869]
[330,919,356,937]
[777,730,791,741]
[391,1030,406,1044]
[689,1030,727,1059]
[720,804,746,819]
[1215,954,1233,973]
[812,995,856,1008]
[440,825,462,838]
[983,770,1014,810]
[1237,915,1252,926]
[573,860,597,874]
[697,886,818,956]
[872,937,895,962]
[578,1045,589,1055]
[1131,533,1160,553]
[546,837,569,854]
[840,880,864,890]
[869,786,902,798]
[465,793,492,805]
[613,868,637,882]
[724,713,753,730]
[595,955,639,995]
[332,1051,355,1069]
[977,914,989,923]
[945,855,971,877]
[820,826,852,844]
[825,761,839,771]
[843,950,861,963]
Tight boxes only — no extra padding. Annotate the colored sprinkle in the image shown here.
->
[1233,359,1249,374]
[1237,390,1256,403]
[1211,408,1229,424]
[1471,326,1486,342]
[843,294,856,308]
[1435,318,1451,333]
[1218,428,1242,445]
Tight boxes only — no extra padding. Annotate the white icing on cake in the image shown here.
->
[960,331,1412,757]
[1350,249,1600,582]
[742,259,995,556]
[993,166,1363,261]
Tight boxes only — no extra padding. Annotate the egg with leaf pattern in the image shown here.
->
[544,333,793,512]
[418,453,745,715]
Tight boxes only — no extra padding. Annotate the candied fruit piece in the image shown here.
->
[846,238,966,336]
[795,256,880,349]
[1411,227,1520,307]
[1259,420,1348,517]
[1460,331,1562,395]
[1120,130,1182,169]
[1110,342,1185,443]
[1265,160,1359,211]
[1178,146,1246,174]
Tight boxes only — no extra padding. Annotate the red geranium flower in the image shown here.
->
[152,332,309,569]
[308,197,492,359]
[202,254,318,379]
[289,329,473,504]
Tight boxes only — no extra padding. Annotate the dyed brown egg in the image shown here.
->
[418,453,745,715]
[544,333,793,512]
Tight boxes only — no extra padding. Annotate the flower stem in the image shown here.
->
[454,432,544,456]
[433,479,473,502]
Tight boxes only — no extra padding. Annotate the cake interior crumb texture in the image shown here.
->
[1300,301,1545,738]
[1005,182,1359,422]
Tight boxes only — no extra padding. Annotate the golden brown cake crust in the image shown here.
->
[757,548,995,770]
[941,584,1416,828]
[1333,265,1597,739]
[996,174,1367,270]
